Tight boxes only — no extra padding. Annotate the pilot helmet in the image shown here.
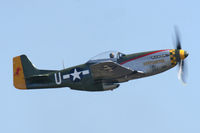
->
[110,53,115,58]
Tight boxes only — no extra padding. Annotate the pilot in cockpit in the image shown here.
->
[109,53,115,58]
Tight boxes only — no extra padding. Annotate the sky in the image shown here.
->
[1,0,200,133]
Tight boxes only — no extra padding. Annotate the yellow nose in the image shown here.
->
[179,50,189,60]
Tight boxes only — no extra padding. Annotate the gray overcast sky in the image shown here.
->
[1,0,199,133]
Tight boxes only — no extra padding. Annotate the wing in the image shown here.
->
[90,61,144,81]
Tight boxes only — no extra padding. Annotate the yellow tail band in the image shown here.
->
[13,56,27,89]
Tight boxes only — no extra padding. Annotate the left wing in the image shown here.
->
[90,61,143,80]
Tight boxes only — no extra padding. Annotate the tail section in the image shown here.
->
[13,55,33,89]
[13,55,57,89]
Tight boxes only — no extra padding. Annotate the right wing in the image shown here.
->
[90,61,144,80]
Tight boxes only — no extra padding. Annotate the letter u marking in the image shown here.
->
[54,72,62,85]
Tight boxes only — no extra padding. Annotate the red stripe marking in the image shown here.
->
[120,49,169,65]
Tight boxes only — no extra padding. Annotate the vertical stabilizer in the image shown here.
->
[13,55,39,89]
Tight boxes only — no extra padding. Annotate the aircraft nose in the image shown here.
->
[179,50,189,60]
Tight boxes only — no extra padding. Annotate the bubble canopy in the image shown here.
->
[87,51,126,63]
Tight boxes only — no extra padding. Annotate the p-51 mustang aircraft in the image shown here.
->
[13,31,188,91]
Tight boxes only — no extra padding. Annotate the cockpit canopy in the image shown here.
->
[87,51,126,63]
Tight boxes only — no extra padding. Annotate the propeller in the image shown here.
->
[174,27,188,84]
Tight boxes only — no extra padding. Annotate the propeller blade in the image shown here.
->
[175,27,182,50]
[178,60,187,84]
